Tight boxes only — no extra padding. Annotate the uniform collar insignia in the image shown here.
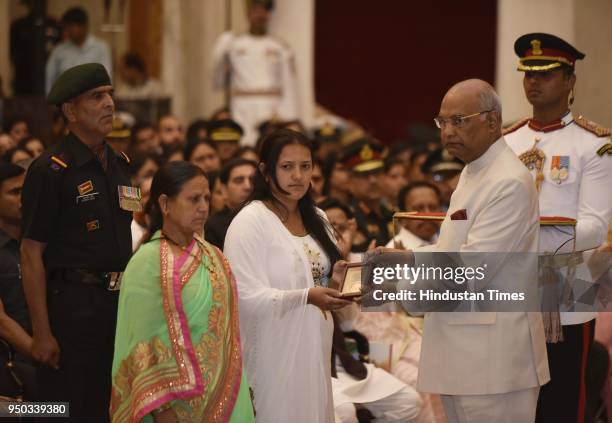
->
[528,111,573,133]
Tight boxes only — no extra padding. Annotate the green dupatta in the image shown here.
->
[110,231,254,422]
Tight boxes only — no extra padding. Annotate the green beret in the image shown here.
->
[47,63,111,105]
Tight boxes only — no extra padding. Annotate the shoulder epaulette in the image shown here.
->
[119,151,130,163]
[597,143,612,156]
[502,118,530,136]
[574,115,611,137]
[50,154,69,170]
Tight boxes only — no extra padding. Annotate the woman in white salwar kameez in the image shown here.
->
[224,129,351,422]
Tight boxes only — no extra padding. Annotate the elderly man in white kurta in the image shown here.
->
[211,0,298,147]
[368,80,550,423]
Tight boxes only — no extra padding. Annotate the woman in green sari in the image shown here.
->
[110,161,254,423]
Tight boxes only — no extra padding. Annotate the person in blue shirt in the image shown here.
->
[45,7,112,94]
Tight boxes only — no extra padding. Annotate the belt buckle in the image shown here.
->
[107,272,122,291]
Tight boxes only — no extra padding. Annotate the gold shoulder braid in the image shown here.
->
[502,117,529,136]
[518,138,546,191]
[597,143,612,156]
[574,115,611,137]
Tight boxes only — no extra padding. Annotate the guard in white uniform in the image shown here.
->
[211,0,298,147]
[504,32,612,423]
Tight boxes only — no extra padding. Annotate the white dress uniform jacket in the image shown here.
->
[505,112,612,325]
[212,32,299,146]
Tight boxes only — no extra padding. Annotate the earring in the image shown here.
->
[568,89,574,107]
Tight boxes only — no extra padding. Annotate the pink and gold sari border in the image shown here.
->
[132,239,204,421]
[113,237,245,422]
[202,246,243,421]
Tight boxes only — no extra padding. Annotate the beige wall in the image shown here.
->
[269,0,315,128]
[573,0,612,127]
[160,0,231,122]
[496,0,575,124]
[496,0,612,128]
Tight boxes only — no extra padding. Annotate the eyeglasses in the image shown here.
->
[433,110,492,129]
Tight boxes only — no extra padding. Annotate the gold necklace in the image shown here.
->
[161,231,191,250]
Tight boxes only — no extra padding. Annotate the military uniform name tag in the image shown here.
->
[117,185,142,212]
[76,192,99,204]
[550,155,569,184]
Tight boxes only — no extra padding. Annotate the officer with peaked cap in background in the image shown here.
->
[421,147,464,211]
[207,118,244,163]
[504,33,612,423]
[20,63,135,421]
[106,115,132,154]
[313,123,343,160]
[341,138,392,252]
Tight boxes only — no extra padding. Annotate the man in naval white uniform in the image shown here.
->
[504,32,612,423]
[367,79,550,423]
[211,0,298,147]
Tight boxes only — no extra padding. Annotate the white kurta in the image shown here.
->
[224,201,334,422]
[505,112,612,325]
[212,32,299,146]
[410,138,550,395]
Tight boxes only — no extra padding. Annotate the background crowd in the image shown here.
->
[0,1,611,423]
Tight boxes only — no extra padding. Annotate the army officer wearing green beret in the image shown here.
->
[20,63,134,421]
